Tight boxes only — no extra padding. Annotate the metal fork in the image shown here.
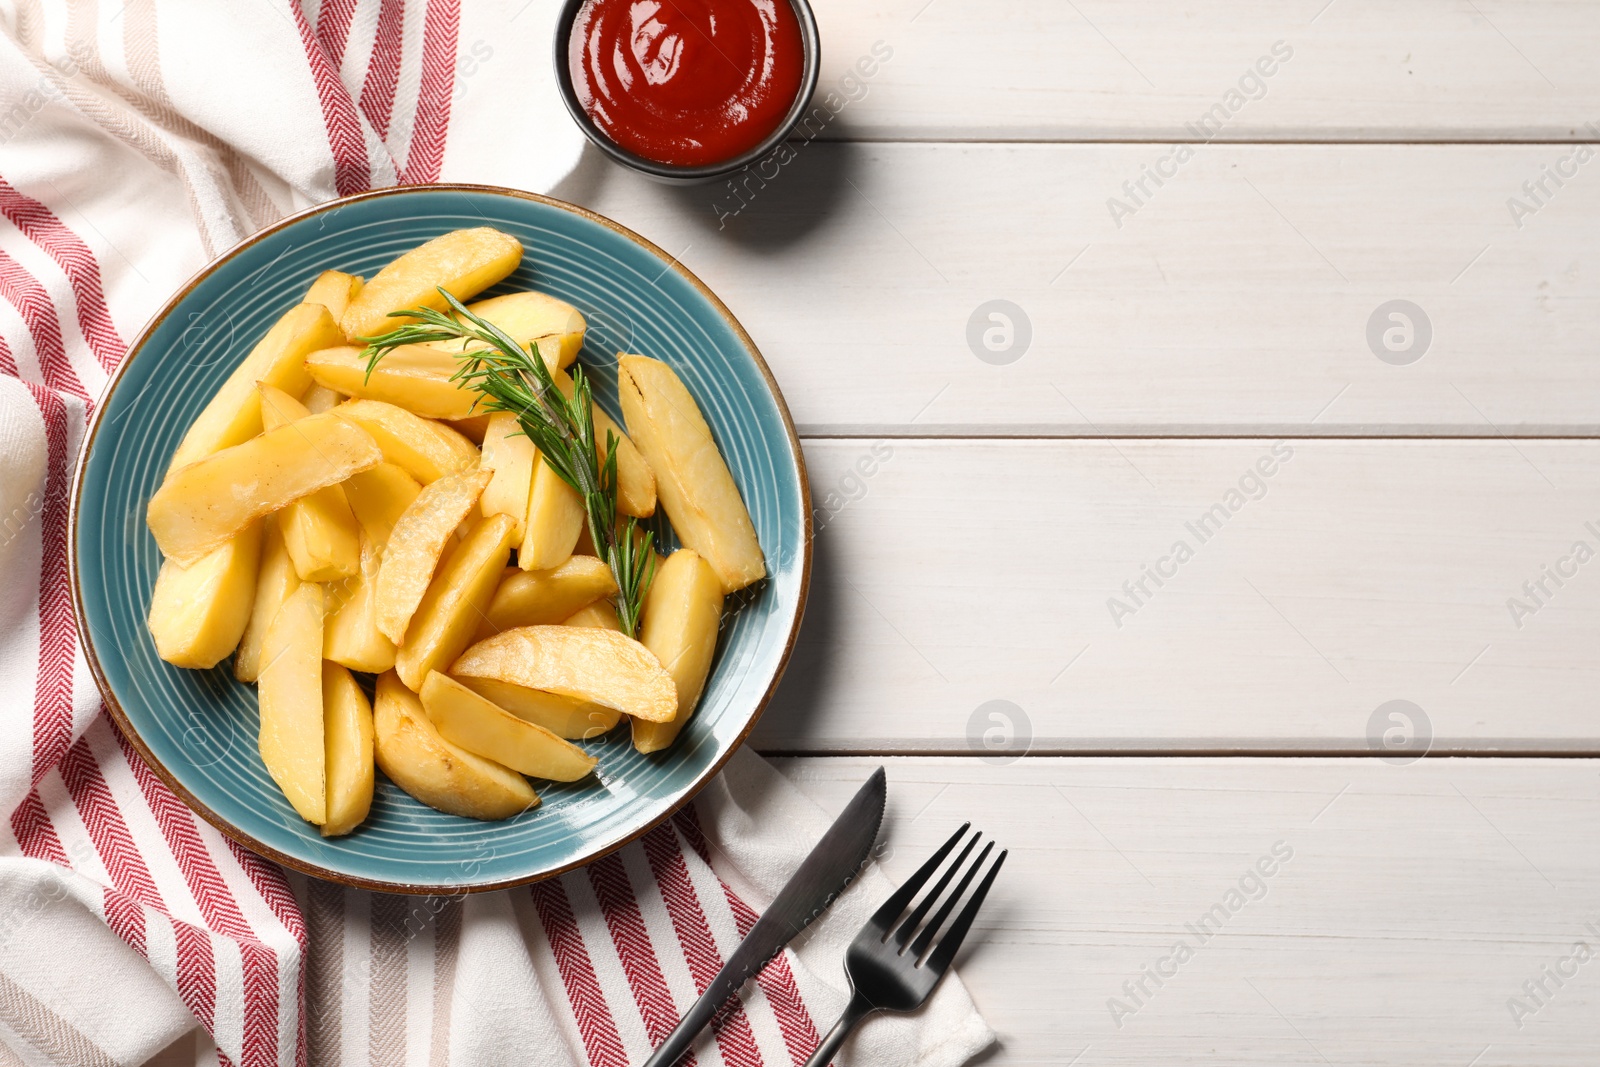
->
[802,823,1005,1067]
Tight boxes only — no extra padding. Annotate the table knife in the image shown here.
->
[643,766,888,1067]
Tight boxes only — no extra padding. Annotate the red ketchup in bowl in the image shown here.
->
[568,0,805,168]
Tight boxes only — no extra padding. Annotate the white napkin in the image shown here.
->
[0,3,995,1064]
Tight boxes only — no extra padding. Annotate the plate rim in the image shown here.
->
[68,183,814,895]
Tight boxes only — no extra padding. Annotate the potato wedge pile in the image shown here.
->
[144,229,764,833]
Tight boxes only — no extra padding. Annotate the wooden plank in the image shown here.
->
[560,143,1600,436]
[806,0,1600,141]
[775,756,1600,1066]
[750,439,1600,754]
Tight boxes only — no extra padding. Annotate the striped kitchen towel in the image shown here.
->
[0,3,996,1065]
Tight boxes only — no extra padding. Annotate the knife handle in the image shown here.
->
[641,962,740,1067]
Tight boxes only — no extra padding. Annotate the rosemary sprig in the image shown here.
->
[359,289,656,636]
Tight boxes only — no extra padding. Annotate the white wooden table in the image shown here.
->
[557,3,1600,1063]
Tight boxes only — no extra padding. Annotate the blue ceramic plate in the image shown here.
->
[71,186,811,893]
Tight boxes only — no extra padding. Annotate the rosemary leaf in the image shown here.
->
[360,289,656,636]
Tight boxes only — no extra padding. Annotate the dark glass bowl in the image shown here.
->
[554,0,821,185]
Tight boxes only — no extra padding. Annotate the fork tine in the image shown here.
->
[868,823,969,934]
[892,833,979,949]
[924,849,1007,976]
[909,840,993,959]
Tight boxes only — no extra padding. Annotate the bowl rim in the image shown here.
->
[68,182,814,895]
[552,0,823,183]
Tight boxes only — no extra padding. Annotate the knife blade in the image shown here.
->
[643,766,888,1067]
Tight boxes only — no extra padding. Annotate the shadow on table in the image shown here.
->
[751,519,843,749]
[549,141,615,206]
[551,138,861,253]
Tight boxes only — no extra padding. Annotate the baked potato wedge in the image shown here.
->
[420,672,596,782]
[563,600,620,631]
[548,367,655,518]
[440,291,585,370]
[450,676,620,740]
[632,549,724,754]
[479,411,536,541]
[448,413,492,444]
[321,661,375,837]
[258,583,326,824]
[165,303,342,472]
[473,555,616,640]
[520,452,584,571]
[342,462,423,551]
[307,344,485,420]
[147,522,262,670]
[452,625,676,722]
[617,354,762,592]
[336,399,479,484]
[373,671,537,820]
[301,383,344,413]
[595,405,657,520]
[259,384,361,582]
[304,270,363,320]
[235,516,299,682]
[375,468,491,643]
[148,410,381,565]
[324,539,397,673]
[394,513,518,691]
[341,227,522,341]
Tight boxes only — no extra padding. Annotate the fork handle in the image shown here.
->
[802,992,876,1067]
